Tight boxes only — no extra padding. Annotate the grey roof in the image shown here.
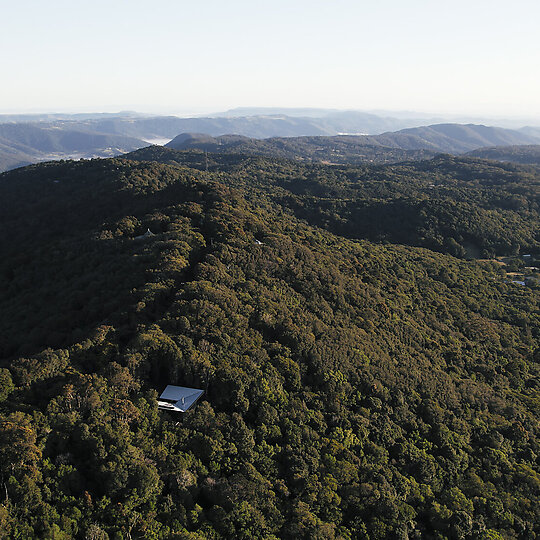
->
[134,228,155,240]
[157,385,204,413]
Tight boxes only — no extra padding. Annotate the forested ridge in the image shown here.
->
[165,123,540,162]
[126,148,540,258]
[164,133,437,165]
[466,146,540,166]
[0,154,539,539]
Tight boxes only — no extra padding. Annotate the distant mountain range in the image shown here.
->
[373,123,538,153]
[0,123,147,172]
[1,110,540,172]
[74,112,540,140]
[164,124,540,165]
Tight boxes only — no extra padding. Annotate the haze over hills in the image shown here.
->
[0,124,146,155]
[520,126,540,140]
[0,111,146,123]
[385,124,539,153]
[1,110,540,173]
[0,123,148,172]
[0,136,40,171]
[212,108,540,130]
[208,108,447,133]
[164,123,540,165]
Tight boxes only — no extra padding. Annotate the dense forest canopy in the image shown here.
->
[466,146,540,166]
[126,148,540,259]
[164,133,438,165]
[0,152,539,539]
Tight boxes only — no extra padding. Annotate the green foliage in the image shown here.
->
[128,149,540,259]
[467,145,540,166]
[0,154,539,538]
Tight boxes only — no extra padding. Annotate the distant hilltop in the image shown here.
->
[1,109,540,172]
[163,123,540,166]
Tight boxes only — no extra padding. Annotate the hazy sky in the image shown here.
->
[2,0,539,117]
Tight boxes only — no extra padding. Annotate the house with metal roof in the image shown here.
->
[157,385,204,412]
[134,228,155,240]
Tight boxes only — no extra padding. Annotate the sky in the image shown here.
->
[1,0,539,118]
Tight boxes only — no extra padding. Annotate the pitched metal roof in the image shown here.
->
[157,385,204,413]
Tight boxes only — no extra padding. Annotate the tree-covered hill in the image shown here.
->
[0,135,36,171]
[164,125,540,165]
[0,156,539,539]
[0,124,148,173]
[125,148,540,259]
[385,124,538,153]
[2,116,539,174]
[164,133,437,165]
[466,145,540,166]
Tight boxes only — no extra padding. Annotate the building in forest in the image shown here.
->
[157,385,204,412]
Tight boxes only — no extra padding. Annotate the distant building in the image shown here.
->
[157,385,204,413]
[134,228,155,240]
